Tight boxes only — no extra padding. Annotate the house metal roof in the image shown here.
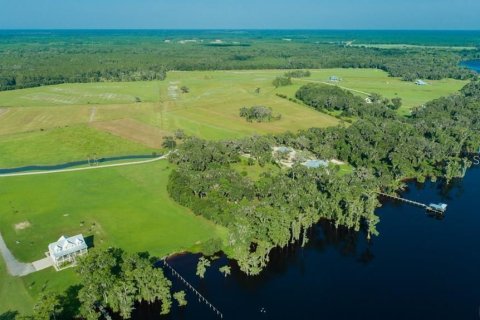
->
[302,159,329,168]
[48,234,87,259]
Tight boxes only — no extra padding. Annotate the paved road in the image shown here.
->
[0,154,168,178]
[0,231,36,276]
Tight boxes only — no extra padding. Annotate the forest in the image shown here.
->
[167,80,480,275]
[0,31,478,91]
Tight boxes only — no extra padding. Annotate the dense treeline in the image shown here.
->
[284,70,311,78]
[0,31,477,90]
[168,137,380,275]
[167,81,480,275]
[295,84,400,118]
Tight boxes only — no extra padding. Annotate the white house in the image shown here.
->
[48,234,88,270]
[329,76,340,82]
[415,79,428,86]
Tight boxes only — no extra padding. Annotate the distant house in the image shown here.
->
[415,79,428,86]
[48,234,88,270]
[276,146,293,153]
[302,159,329,169]
[329,76,340,82]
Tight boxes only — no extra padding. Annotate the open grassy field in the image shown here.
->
[0,69,467,168]
[0,125,158,168]
[0,161,224,261]
[0,70,344,168]
[0,160,226,312]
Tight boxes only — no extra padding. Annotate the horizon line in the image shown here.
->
[1,28,480,32]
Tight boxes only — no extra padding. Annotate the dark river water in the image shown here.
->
[462,60,480,73]
[133,167,480,320]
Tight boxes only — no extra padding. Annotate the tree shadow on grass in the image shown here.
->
[0,311,18,320]
[58,285,82,319]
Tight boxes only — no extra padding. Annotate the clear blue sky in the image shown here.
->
[1,0,479,30]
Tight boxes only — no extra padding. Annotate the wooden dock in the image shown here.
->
[377,192,445,215]
[162,259,224,319]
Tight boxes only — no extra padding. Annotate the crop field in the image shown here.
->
[0,160,226,312]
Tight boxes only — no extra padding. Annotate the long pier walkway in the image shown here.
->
[161,259,224,319]
[377,192,445,215]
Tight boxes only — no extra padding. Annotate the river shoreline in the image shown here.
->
[144,166,480,319]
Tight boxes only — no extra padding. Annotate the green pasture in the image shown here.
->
[0,125,158,168]
[0,160,226,312]
[0,69,467,168]
[0,70,344,167]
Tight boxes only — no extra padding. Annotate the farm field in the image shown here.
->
[0,69,467,168]
[0,160,226,312]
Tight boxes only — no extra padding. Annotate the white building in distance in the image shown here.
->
[48,234,88,270]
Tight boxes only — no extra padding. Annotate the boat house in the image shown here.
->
[428,203,448,213]
[48,234,88,270]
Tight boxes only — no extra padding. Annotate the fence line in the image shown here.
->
[162,259,224,319]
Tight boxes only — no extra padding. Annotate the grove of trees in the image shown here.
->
[239,106,280,122]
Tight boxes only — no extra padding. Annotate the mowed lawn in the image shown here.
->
[0,258,33,315]
[0,161,224,261]
[0,160,226,312]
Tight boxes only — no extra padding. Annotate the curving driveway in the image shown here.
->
[0,231,36,276]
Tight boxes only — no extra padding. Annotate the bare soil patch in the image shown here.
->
[14,221,31,231]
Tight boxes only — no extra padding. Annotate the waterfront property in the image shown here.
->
[48,234,88,270]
